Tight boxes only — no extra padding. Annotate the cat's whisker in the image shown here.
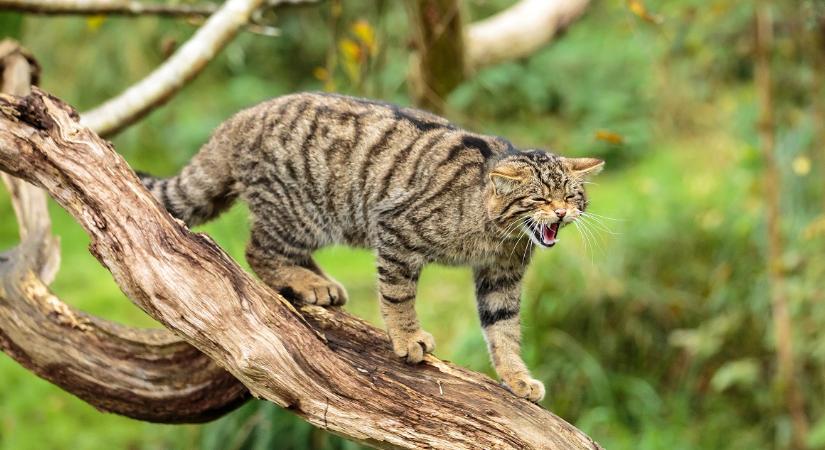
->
[578,214,620,236]
[576,218,605,260]
[491,213,533,256]
[521,239,533,268]
[509,226,531,260]
[491,220,523,251]
[572,221,594,264]
[580,211,617,227]
[575,219,600,263]
[582,211,623,222]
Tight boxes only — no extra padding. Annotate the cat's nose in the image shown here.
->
[555,209,566,219]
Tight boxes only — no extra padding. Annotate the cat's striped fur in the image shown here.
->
[138,92,604,402]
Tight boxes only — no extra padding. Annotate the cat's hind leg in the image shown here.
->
[246,225,348,306]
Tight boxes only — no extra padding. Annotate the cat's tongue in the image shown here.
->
[540,223,559,247]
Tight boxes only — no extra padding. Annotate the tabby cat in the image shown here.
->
[138,92,604,402]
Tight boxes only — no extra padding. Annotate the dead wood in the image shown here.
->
[0,81,602,449]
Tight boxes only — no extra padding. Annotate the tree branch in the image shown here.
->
[0,39,250,423]
[466,0,591,70]
[406,0,465,113]
[406,0,590,111]
[78,0,320,137]
[0,0,219,17]
[0,86,603,449]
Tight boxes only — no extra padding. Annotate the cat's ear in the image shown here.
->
[565,157,604,178]
[489,164,529,195]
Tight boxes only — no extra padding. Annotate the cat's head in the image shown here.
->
[485,150,604,248]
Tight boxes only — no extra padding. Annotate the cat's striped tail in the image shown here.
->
[137,149,238,227]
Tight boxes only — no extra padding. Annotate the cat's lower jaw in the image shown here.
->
[389,328,436,364]
[502,372,546,403]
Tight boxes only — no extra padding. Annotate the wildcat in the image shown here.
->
[138,92,603,402]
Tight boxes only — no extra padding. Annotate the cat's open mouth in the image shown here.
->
[525,219,560,248]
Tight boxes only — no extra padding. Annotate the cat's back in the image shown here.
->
[232,92,508,245]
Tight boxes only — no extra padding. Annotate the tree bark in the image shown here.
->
[406,0,465,113]
[754,6,809,448]
[0,85,602,449]
[0,39,250,423]
[465,0,590,71]
[406,0,591,111]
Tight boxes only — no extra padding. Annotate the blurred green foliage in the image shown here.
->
[2,0,825,449]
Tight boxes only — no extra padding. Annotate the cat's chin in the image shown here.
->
[524,220,559,248]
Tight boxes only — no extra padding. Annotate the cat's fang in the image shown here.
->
[539,223,559,247]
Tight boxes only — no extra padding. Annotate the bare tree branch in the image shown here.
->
[78,0,318,137]
[0,0,219,17]
[0,39,250,423]
[0,86,603,449]
[466,0,590,70]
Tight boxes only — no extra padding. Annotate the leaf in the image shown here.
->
[627,0,663,25]
[338,38,362,63]
[86,15,106,32]
[312,67,329,81]
[595,129,625,145]
[710,359,759,392]
[351,19,377,56]
[803,214,825,240]
[792,155,811,176]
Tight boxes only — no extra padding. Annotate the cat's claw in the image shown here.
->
[503,373,545,403]
[391,329,435,364]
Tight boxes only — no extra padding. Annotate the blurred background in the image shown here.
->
[2,0,825,449]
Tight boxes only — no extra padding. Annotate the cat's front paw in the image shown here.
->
[278,275,348,306]
[503,373,545,403]
[390,329,435,364]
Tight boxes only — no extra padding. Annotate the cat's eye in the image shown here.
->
[529,197,546,203]
[564,194,576,201]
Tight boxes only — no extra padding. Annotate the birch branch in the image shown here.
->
[465,0,591,70]
[77,0,306,137]
[0,86,603,449]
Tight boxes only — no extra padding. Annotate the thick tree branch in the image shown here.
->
[407,0,590,111]
[466,0,590,70]
[0,39,250,423]
[0,87,602,449]
[406,0,465,112]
